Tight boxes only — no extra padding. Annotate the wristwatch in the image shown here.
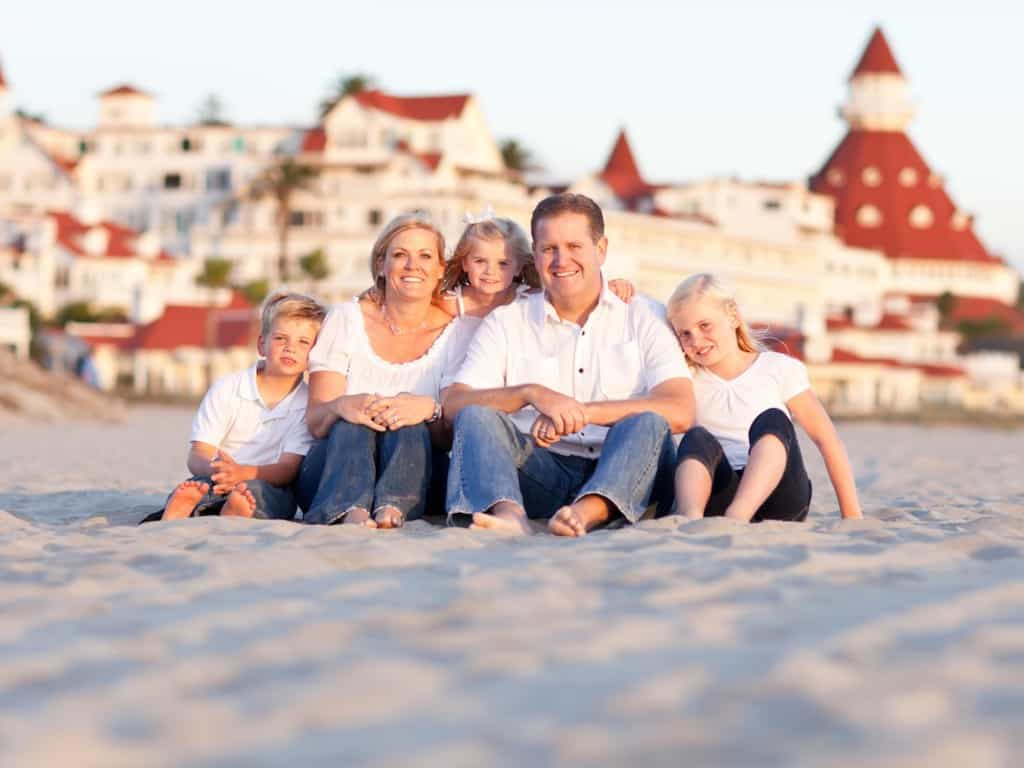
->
[426,399,443,424]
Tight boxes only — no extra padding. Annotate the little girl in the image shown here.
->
[666,273,862,522]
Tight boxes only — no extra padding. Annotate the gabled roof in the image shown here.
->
[99,84,151,98]
[850,27,903,80]
[352,90,469,121]
[301,126,326,152]
[809,130,1000,264]
[48,210,175,262]
[599,129,655,204]
[133,292,253,351]
[945,296,1024,334]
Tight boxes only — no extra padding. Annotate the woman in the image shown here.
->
[297,212,455,528]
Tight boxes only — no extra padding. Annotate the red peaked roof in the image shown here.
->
[353,90,469,121]
[99,83,150,98]
[48,210,175,262]
[809,130,1000,264]
[599,129,655,203]
[0,59,7,89]
[850,27,903,80]
[133,292,253,351]
[301,126,326,152]
[945,296,1024,334]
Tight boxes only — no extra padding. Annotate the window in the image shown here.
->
[898,167,918,187]
[763,199,781,211]
[951,210,970,231]
[861,166,882,187]
[205,168,232,191]
[181,137,193,152]
[368,209,382,226]
[909,205,934,229]
[855,204,882,228]
[827,168,844,187]
[163,173,182,190]
[232,136,246,153]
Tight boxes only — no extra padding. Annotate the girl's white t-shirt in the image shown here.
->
[692,351,810,469]
[308,300,456,397]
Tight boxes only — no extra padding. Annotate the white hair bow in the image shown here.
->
[463,205,496,225]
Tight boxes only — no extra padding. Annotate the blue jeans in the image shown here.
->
[139,475,297,523]
[446,406,674,524]
[296,420,434,525]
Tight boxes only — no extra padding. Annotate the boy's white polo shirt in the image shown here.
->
[452,280,690,458]
[190,364,314,466]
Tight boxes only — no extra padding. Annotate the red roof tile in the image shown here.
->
[133,292,253,351]
[48,210,175,262]
[829,347,964,377]
[826,313,915,332]
[599,129,655,202]
[99,84,150,98]
[353,90,469,121]
[301,126,326,153]
[945,296,1024,334]
[809,130,1000,264]
[850,27,903,80]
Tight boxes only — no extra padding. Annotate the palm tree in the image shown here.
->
[250,158,320,282]
[500,138,537,179]
[319,73,376,118]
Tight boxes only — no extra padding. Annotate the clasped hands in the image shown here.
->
[530,388,590,448]
[209,450,256,495]
[338,392,436,431]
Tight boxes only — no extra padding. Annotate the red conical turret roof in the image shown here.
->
[599,129,654,202]
[850,27,903,80]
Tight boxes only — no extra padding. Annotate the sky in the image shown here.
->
[3,0,1022,274]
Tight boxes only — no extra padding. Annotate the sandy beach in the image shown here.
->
[2,406,1023,767]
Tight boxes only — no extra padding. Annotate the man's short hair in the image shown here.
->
[530,193,605,244]
[260,292,326,338]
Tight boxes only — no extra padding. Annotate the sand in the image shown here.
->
[1,406,1023,767]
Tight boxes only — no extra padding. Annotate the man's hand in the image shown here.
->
[528,386,587,435]
[337,393,386,431]
[210,450,256,495]
[530,414,562,448]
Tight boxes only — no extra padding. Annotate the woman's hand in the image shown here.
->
[369,393,437,430]
[337,394,386,431]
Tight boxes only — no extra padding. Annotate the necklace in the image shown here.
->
[381,303,428,336]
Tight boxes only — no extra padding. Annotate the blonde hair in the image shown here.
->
[369,211,446,303]
[260,291,326,337]
[666,273,764,366]
[442,217,539,291]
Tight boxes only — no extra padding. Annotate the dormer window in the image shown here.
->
[927,172,943,189]
[909,205,934,229]
[898,167,918,187]
[856,204,882,228]
[827,168,845,187]
[951,210,971,231]
[861,166,882,187]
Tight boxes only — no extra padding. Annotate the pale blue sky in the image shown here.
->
[3,0,1022,273]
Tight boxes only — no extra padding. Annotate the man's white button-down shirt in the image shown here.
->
[452,281,690,458]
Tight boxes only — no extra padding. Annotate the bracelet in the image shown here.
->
[426,399,442,424]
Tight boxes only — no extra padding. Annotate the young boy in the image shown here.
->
[143,292,325,523]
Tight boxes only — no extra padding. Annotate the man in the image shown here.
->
[443,193,694,536]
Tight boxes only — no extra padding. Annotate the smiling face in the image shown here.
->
[532,212,607,309]
[377,227,444,302]
[669,294,742,370]
[462,237,519,297]
[258,316,320,376]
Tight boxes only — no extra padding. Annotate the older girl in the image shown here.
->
[298,212,455,528]
[666,273,862,522]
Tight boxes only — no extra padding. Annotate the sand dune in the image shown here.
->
[1,407,1023,767]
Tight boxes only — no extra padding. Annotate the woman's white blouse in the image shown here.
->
[308,300,456,397]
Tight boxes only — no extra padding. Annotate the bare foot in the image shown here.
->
[373,505,405,529]
[548,495,612,537]
[470,501,532,535]
[161,480,209,520]
[343,507,377,528]
[222,483,257,517]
